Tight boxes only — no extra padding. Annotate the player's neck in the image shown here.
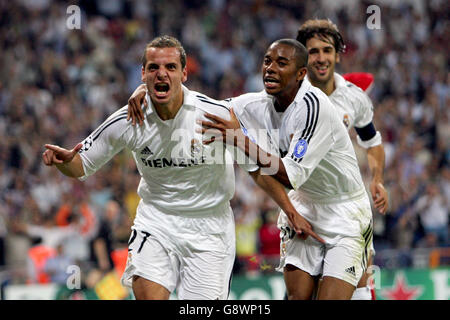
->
[274,95,294,112]
[314,79,336,96]
[153,90,184,121]
[273,81,302,112]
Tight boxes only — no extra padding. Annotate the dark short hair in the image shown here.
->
[271,38,308,69]
[296,19,346,53]
[141,35,187,69]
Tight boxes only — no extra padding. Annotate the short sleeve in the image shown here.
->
[354,91,374,129]
[78,108,131,180]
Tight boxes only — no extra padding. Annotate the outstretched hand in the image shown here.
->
[42,143,82,166]
[197,107,241,145]
[127,84,148,126]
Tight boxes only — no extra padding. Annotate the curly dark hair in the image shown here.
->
[296,19,346,53]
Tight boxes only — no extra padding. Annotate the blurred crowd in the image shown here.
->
[0,0,448,288]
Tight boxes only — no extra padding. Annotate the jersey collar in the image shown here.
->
[293,77,313,104]
[144,93,154,117]
[181,85,196,108]
[333,72,347,90]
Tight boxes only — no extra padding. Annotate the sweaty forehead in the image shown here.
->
[145,47,181,64]
[266,43,296,60]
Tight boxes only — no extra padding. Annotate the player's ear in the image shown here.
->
[181,66,188,83]
[141,66,146,82]
[336,53,340,64]
[297,67,307,82]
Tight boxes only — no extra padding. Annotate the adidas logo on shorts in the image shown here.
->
[141,146,153,156]
[345,266,356,276]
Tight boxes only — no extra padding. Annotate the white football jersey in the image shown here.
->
[328,73,374,130]
[78,86,257,230]
[230,91,282,156]
[328,73,382,148]
[231,78,366,202]
[231,78,371,242]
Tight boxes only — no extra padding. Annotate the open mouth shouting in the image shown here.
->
[154,82,170,99]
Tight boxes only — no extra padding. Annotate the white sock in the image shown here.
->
[351,286,372,300]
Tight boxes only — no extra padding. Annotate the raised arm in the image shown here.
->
[44,106,130,180]
[42,143,84,178]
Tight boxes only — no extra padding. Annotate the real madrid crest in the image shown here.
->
[190,138,202,157]
[343,114,350,128]
[281,242,287,257]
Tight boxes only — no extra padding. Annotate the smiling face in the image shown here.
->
[305,35,339,87]
[262,43,306,104]
[141,47,187,108]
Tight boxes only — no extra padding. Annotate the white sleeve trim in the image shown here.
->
[356,131,382,149]
[77,154,89,181]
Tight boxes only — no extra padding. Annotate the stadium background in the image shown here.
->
[0,0,448,300]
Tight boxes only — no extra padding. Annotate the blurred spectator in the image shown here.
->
[235,202,262,273]
[0,210,6,267]
[388,174,426,249]
[26,244,57,284]
[89,200,130,272]
[258,209,280,268]
[54,195,97,263]
[414,182,449,247]
[44,243,74,285]
[13,213,74,249]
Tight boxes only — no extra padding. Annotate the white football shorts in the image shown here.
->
[277,195,373,287]
[121,201,236,300]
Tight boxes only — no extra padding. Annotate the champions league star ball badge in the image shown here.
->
[79,136,93,153]
[293,139,308,159]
